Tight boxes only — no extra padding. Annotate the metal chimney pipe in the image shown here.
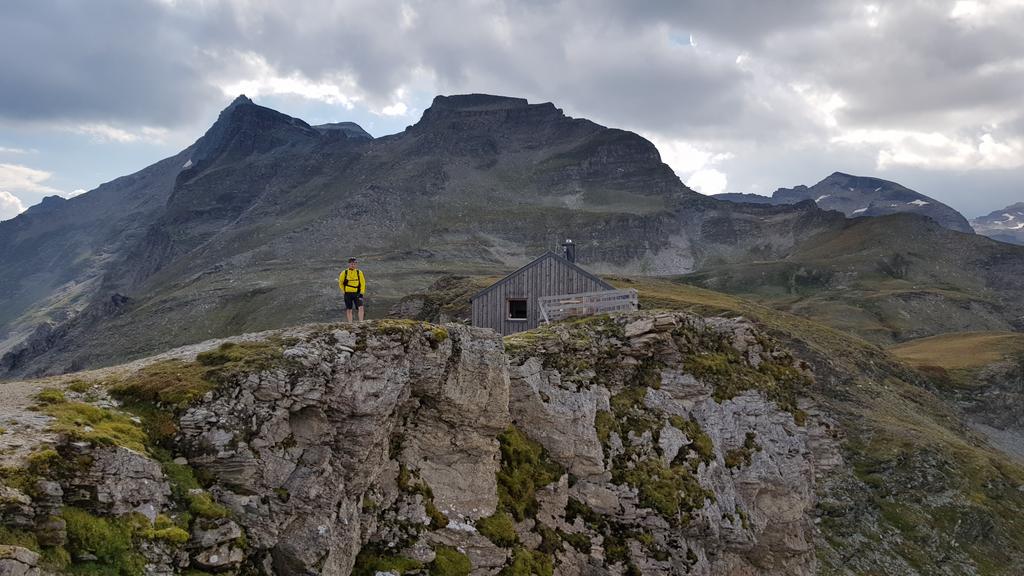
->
[562,239,576,263]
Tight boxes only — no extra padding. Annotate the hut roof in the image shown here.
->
[469,251,615,302]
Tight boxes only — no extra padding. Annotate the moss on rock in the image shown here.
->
[112,340,287,410]
[499,547,553,576]
[477,510,517,547]
[595,410,616,453]
[396,464,449,528]
[724,432,762,469]
[668,416,715,465]
[188,492,228,520]
[496,427,563,521]
[40,401,149,454]
[62,506,146,576]
[351,545,423,576]
[431,545,472,576]
[35,388,66,405]
[612,458,712,523]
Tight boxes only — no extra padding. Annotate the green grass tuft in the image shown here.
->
[109,360,212,408]
[0,526,39,549]
[496,427,564,521]
[150,526,190,544]
[724,432,762,469]
[395,464,448,528]
[595,410,616,448]
[188,492,228,520]
[476,510,517,547]
[668,416,715,464]
[40,401,149,454]
[612,458,711,522]
[498,547,553,576]
[36,388,66,404]
[431,545,472,576]
[111,340,286,410]
[351,546,423,576]
[62,507,146,576]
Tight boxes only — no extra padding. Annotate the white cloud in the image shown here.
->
[380,102,409,116]
[865,4,881,27]
[687,168,729,195]
[0,163,63,195]
[4,0,1024,215]
[66,123,169,144]
[216,51,361,108]
[950,1,980,18]
[374,87,413,117]
[791,83,847,128]
[645,135,732,174]
[0,190,26,220]
[0,146,33,154]
[399,3,418,30]
[832,129,1024,170]
[644,134,733,194]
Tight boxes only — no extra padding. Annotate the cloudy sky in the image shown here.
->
[2,0,1023,221]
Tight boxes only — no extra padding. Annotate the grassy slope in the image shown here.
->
[678,214,1024,346]
[888,331,1024,468]
[890,332,1024,371]
[603,276,1024,576]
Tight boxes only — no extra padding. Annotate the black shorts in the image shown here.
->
[344,292,364,310]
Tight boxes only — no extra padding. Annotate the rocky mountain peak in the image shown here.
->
[428,93,530,111]
[228,93,254,107]
[22,194,68,217]
[313,121,372,140]
[185,95,318,169]
[414,93,562,130]
[820,171,886,187]
[717,172,975,234]
[972,201,1024,245]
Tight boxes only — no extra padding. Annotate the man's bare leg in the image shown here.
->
[346,309,353,322]
[358,305,365,322]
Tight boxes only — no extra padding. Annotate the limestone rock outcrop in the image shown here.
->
[0,313,828,575]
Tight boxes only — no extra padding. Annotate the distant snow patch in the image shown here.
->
[874,187,882,192]
[848,187,854,191]
[1003,213,1016,221]
[909,199,929,206]
[815,195,831,203]
[852,207,868,214]
[182,159,193,169]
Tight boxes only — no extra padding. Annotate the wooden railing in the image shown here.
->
[537,289,638,323]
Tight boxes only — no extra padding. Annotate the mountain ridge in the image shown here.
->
[972,201,1024,245]
[715,171,975,233]
[1,95,1021,379]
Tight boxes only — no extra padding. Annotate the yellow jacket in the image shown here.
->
[339,268,366,294]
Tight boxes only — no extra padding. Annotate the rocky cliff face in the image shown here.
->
[0,311,828,576]
[502,313,819,575]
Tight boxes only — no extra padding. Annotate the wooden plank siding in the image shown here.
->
[470,251,616,335]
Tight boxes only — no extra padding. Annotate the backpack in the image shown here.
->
[343,269,362,289]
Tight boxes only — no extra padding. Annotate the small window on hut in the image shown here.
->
[507,299,528,320]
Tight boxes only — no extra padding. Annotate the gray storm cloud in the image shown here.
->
[1,0,1022,214]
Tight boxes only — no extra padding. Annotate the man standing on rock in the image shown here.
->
[339,257,366,322]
